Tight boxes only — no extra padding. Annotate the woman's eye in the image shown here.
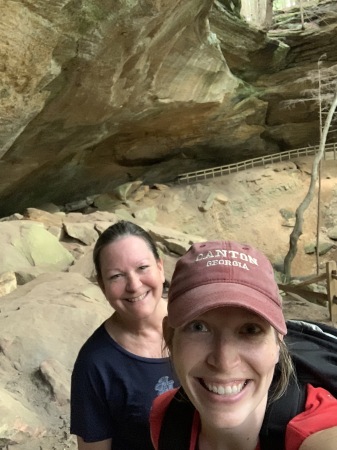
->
[187,321,209,333]
[139,265,149,271]
[241,323,263,335]
[110,273,123,281]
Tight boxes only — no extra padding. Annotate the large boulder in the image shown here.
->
[0,272,111,448]
[0,221,74,279]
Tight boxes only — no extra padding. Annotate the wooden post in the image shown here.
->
[326,261,337,324]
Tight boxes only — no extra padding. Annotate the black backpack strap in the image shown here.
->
[158,388,195,450]
[286,320,337,394]
[259,376,307,450]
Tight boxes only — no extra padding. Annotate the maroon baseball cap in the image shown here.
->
[167,240,287,335]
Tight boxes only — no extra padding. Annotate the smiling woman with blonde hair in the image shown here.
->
[150,240,337,450]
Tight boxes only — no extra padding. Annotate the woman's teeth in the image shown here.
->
[204,381,246,396]
[125,292,147,303]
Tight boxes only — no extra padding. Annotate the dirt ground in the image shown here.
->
[163,157,337,274]
[157,155,337,325]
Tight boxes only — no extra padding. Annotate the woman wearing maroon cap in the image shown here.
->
[150,240,337,450]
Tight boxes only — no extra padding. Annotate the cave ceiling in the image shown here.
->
[0,0,336,216]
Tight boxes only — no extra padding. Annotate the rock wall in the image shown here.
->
[0,0,337,216]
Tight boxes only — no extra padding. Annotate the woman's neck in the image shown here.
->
[197,402,266,450]
[198,431,259,450]
[105,298,168,357]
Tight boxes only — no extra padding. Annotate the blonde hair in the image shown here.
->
[268,336,296,403]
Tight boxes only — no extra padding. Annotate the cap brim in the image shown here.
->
[167,282,287,335]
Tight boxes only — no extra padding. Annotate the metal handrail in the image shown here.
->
[176,143,337,184]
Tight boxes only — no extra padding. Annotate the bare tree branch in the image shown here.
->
[284,80,337,280]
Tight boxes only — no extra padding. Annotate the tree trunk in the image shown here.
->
[316,160,322,274]
[264,0,274,29]
[283,86,337,281]
[300,0,305,29]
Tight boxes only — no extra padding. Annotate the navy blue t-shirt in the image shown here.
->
[70,323,178,449]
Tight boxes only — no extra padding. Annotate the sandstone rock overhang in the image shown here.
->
[0,0,336,217]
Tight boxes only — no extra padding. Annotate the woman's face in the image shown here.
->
[98,235,165,320]
[169,306,280,431]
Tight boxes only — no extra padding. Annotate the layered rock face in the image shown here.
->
[0,0,337,216]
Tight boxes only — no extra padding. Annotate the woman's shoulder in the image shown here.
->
[286,384,337,449]
[297,426,337,450]
[76,322,108,351]
[73,322,117,366]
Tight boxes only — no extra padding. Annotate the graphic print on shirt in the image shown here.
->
[155,376,175,396]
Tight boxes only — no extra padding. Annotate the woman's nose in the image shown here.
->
[125,273,142,291]
[206,337,241,371]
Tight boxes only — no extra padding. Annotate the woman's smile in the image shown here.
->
[202,379,248,396]
[123,291,149,303]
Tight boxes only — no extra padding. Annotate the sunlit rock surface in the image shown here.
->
[0,0,336,216]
